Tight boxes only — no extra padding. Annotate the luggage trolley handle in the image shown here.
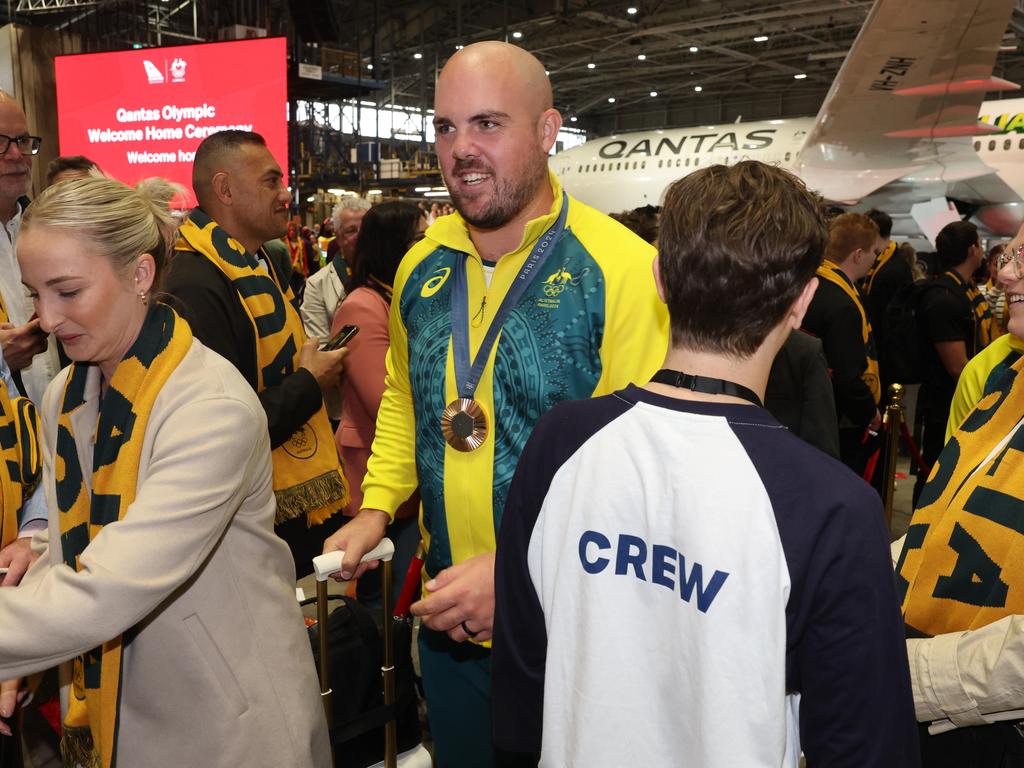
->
[312,539,398,767]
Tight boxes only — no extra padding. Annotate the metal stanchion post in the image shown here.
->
[382,558,397,768]
[882,383,905,533]
[316,578,333,728]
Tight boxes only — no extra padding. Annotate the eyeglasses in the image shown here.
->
[0,135,41,156]
[997,245,1024,279]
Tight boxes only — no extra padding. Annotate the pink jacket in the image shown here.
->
[332,287,417,518]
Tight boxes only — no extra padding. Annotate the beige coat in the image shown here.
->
[0,339,331,768]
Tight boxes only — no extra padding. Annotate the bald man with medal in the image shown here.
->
[323,41,668,767]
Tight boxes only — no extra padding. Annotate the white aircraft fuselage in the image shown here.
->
[553,98,1024,240]
[552,119,812,212]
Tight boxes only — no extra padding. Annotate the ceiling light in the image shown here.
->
[793,73,807,79]
[637,53,646,60]
[627,6,638,14]
[367,64,373,70]
[424,191,449,197]
[650,91,658,97]
[306,196,315,202]
[753,35,768,42]
[587,61,596,69]
[608,97,616,103]
[545,69,550,75]
[694,85,702,92]
[413,52,423,60]
[512,31,523,39]
[570,116,578,122]
[367,189,383,195]
[414,186,431,192]
[455,44,464,50]
[689,46,699,53]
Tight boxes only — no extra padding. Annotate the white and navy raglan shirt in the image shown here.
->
[493,385,919,767]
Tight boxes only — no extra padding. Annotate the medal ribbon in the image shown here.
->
[450,192,569,399]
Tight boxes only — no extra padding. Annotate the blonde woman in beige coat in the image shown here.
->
[0,176,330,768]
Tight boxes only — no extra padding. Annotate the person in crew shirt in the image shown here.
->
[493,160,919,767]
[322,41,668,768]
[801,212,882,477]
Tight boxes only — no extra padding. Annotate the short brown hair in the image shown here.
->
[658,160,826,357]
[45,155,98,187]
[23,176,181,290]
[824,213,878,264]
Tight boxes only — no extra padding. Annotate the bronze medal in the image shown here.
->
[441,398,488,452]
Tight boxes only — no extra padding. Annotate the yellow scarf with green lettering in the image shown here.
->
[0,273,43,549]
[816,259,881,403]
[57,304,190,768]
[175,210,348,525]
[896,354,1024,636]
[0,374,40,550]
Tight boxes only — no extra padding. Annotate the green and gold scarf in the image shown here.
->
[817,259,881,404]
[57,304,190,768]
[175,210,348,525]
[864,239,896,294]
[897,354,1024,636]
[0,372,40,550]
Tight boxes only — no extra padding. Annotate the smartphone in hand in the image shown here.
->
[321,324,359,351]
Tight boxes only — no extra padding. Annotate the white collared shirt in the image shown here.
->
[0,203,60,403]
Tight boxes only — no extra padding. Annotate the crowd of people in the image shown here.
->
[0,38,1022,768]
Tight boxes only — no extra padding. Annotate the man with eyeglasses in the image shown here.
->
[0,92,58,560]
[0,91,60,768]
[0,92,55,408]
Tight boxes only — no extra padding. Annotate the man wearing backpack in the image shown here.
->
[913,221,993,504]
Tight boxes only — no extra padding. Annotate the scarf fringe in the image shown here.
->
[61,727,102,768]
[274,470,348,526]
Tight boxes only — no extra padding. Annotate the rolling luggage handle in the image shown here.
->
[313,539,398,768]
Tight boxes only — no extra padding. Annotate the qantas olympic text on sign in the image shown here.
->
[55,37,288,207]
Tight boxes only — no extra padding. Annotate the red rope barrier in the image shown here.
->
[899,421,930,476]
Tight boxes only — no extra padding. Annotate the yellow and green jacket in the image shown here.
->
[946,332,1024,442]
[361,173,669,578]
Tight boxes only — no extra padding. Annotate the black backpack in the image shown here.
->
[880,279,948,386]
[306,595,422,767]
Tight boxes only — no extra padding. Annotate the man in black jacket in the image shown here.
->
[913,220,988,504]
[801,212,882,477]
[864,208,914,388]
[164,130,348,574]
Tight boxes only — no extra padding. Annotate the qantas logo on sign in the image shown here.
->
[143,57,188,85]
[143,60,164,84]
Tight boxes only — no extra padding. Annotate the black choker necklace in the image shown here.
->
[650,369,763,408]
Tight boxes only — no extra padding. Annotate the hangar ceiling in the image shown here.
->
[7,0,1024,136]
